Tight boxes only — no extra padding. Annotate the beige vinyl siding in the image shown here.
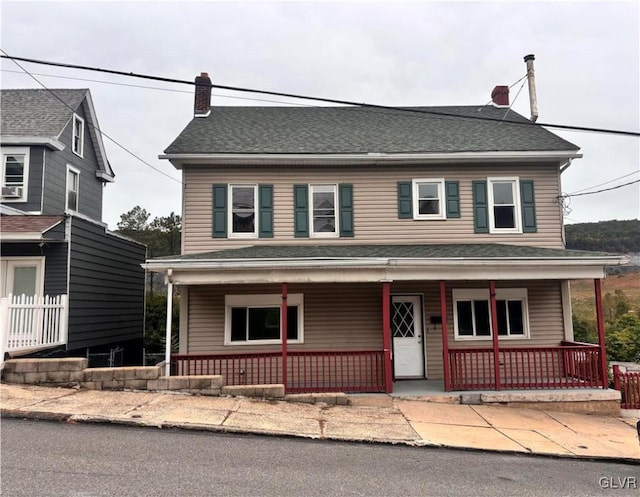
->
[182,163,564,254]
[184,280,565,381]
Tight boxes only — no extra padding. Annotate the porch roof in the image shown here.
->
[0,215,65,241]
[145,243,627,284]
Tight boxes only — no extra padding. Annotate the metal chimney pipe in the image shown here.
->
[524,54,539,122]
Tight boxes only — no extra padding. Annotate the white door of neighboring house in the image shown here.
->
[0,257,44,298]
[391,295,424,378]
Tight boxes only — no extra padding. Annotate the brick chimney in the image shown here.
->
[491,85,509,107]
[194,72,212,117]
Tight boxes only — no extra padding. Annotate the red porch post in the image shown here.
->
[382,281,393,393]
[439,281,451,391]
[489,281,501,390]
[281,282,288,391]
[594,278,608,389]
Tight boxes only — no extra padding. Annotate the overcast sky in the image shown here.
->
[1,0,638,229]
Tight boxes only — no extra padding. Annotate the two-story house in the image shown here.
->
[1,88,145,365]
[146,74,626,393]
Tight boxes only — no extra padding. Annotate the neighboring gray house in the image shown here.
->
[1,89,145,364]
[146,75,626,393]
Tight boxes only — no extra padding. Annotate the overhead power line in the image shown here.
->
[563,179,640,197]
[2,54,639,138]
[569,169,640,195]
[1,51,181,185]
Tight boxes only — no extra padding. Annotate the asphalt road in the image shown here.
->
[1,418,638,497]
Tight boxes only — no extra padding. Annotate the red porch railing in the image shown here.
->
[449,343,602,391]
[171,350,385,393]
[613,365,640,409]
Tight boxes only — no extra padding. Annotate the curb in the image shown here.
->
[3,408,639,465]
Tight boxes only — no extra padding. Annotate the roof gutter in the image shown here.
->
[0,136,65,151]
[159,150,583,169]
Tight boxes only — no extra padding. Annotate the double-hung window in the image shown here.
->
[488,177,521,233]
[229,184,257,237]
[453,289,529,340]
[225,294,304,345]
[72,114,84,157]
[310,184,338,237]
[412,179,445,220]
[66,166,80,212]
[1,147,29,202]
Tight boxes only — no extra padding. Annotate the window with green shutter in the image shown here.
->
[293,184,309,237]
[472,180,489,233]
[212,184,228,238]
[339,183,354,237]
[258,184,274,238]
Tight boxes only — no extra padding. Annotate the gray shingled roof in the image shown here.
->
[154,244,618,262]
[164,106,579,155]
[1,89,88,137]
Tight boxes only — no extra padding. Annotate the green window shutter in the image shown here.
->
[520,180,537,233]
[397,181,412,219]
[212,184,227,238]
[293,184,309,238]
[472,180,489,233]
[258,184,274,238]
[445,181,461,218]
[339,183,354,237]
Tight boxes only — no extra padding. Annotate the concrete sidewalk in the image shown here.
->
[1,383,639,462]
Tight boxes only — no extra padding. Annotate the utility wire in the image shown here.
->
[2,54,639,137]
[568,169,640,195]
[563,179,640,197]
[1,68,315,106]
[1,51,181,185]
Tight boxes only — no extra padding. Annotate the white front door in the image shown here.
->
[0,257,44,298]
[392,295,424,378]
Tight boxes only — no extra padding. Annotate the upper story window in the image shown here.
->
[229,184,257,238]
[452,288,529,340]
[212,183,273,239]
[72,114,84,157]
[310,184,338,237]
[412,178,446,220]
[1,147,29,202]
[488,177,521,233]
[66,165,80,212]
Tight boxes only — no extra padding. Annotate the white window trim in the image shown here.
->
[0,256,45,298]
[309,184,339,238]
[65,165,80,213]
[452,288,530,341]
[228,184,258,239]
[72,114,84,158]
[1,146,30,203]
[488,176,522,234]
[224,293,304,345]
[412,178,446,220]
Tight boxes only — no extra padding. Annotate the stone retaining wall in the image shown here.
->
[1,358,284,399]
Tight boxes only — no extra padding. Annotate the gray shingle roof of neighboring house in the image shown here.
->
[164,105,579,155]
[1,88,87,137]
[154,244,620,262]
[1,88,114,180]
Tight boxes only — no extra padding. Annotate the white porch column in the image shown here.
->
[164,278,173,377]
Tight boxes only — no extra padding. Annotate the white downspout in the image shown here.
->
[164,270,173,376]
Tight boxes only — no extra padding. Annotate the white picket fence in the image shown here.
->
[0,294,68,361]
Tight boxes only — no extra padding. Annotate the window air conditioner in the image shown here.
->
[2,186,23,198]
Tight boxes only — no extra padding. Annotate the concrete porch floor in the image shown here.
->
[348,379,623,415]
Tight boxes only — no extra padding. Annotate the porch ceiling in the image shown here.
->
[144,243,627,285]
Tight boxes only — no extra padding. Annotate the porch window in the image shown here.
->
[72,114,84,157]
[488,177,521,233]
[453,289,529,340]
[229,184,257,237]
[310,184,337,237]
[224,293,304,345]
[412,178,445,220]
[1,147,29,202]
